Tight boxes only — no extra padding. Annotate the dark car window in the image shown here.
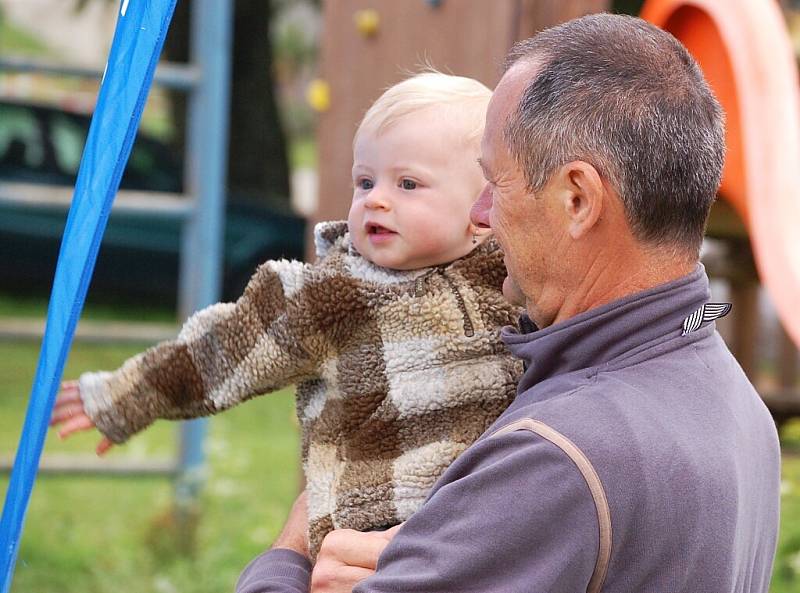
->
[50,112,88,177]
[47,109,182,192]
[0,103,47,177]
[123,136,183,193]
[1,101,183,192]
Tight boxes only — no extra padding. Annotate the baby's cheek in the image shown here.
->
[409,229,447,254]
[347,211,366,252]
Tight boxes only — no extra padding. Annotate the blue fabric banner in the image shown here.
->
[0,1,177,590]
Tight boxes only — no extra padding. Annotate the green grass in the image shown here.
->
[0,291,177,324]
[1,340,300,593]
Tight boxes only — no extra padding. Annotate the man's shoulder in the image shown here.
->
[486,331,778,494]
[513,328,753,414]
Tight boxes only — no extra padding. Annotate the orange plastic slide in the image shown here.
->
[641,0,800,346]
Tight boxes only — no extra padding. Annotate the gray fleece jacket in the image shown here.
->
[236,265,781,593]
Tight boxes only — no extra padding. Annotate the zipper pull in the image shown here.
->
[415,276,425,297]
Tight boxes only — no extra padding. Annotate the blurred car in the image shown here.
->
[0,98,306,306]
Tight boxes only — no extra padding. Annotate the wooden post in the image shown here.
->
[311,0,611,257]
[724,239,760,380]
[729,279,759,379]
[771,323,800,430]
[779,323,799,390]
[517,0,613,37]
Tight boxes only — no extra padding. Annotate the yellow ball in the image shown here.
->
[306,79,331,112]
[354,9,380,37]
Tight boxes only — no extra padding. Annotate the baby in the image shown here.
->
[52,72,523,558]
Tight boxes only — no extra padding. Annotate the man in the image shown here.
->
[237,14,780,593]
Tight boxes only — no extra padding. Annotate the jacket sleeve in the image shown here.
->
[79,259,321,444]
[236,549,312,593]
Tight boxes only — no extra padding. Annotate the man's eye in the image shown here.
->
[401,179,417,190]
[358,179,374,190]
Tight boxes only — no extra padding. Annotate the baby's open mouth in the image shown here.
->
[367,223,395,235]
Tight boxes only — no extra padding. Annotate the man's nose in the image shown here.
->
[470,184,493,228]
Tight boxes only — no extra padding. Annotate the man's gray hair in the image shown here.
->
[504,14,725,255]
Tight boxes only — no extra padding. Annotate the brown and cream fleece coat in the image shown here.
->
[79,221,523,557]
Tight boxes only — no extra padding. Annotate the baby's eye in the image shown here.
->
[401,179,417,190]
[357,178,374,190]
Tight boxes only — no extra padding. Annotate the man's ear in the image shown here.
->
[557,161,605,240]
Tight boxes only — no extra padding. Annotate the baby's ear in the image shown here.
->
[471,224,493,238]
[470,224,493,245]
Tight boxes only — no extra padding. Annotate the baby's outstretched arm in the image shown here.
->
[51,259,320,450]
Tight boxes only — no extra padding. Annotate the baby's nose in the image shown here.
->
[365,188,390,210]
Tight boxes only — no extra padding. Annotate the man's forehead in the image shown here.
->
[483,62,535,159]
[488,62,536,129]
[500,61,536,95]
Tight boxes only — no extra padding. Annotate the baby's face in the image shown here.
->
[348,108,486,270]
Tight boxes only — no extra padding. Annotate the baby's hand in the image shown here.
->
[50,380,114,456]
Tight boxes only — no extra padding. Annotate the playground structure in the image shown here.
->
[641,0,800,423]
[312,0,609,236]
[2,0,800,590]
[0,3,235,475]
[312,0,800,420]
[1,1,232,588]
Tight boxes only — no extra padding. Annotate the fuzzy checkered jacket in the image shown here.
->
[79,221,523,557]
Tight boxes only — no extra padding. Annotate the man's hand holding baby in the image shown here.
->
[311,525,399,593]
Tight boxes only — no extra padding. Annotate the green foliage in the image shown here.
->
[0,14,51,57]
[773,453,800,593]
[782,418,800,450]
[274,21,317,72]
[289,137,317,170]
[612,0,646,15]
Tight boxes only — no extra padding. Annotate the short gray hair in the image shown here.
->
[504,14,725,255]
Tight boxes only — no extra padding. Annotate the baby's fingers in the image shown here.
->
[54,381,81,405]
[96,438,114,456]
[56,414,95,439]
[50,401,88,426]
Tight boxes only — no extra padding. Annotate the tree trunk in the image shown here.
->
[163,0,291,204]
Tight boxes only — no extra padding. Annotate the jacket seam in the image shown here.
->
[489,418,611,593]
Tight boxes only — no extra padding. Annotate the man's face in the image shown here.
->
[348,108,485,270]
[472,64,569,325]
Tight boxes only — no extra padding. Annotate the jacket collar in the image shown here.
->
[502,264,711,392]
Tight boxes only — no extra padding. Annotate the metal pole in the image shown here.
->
[174,0,233,541]
[0,56,199,91]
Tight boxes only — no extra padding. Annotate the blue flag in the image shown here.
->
[0,1,177,590]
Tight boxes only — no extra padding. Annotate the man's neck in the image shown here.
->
[548,245,696,327]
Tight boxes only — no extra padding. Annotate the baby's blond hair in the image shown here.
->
[354,71,492,149]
